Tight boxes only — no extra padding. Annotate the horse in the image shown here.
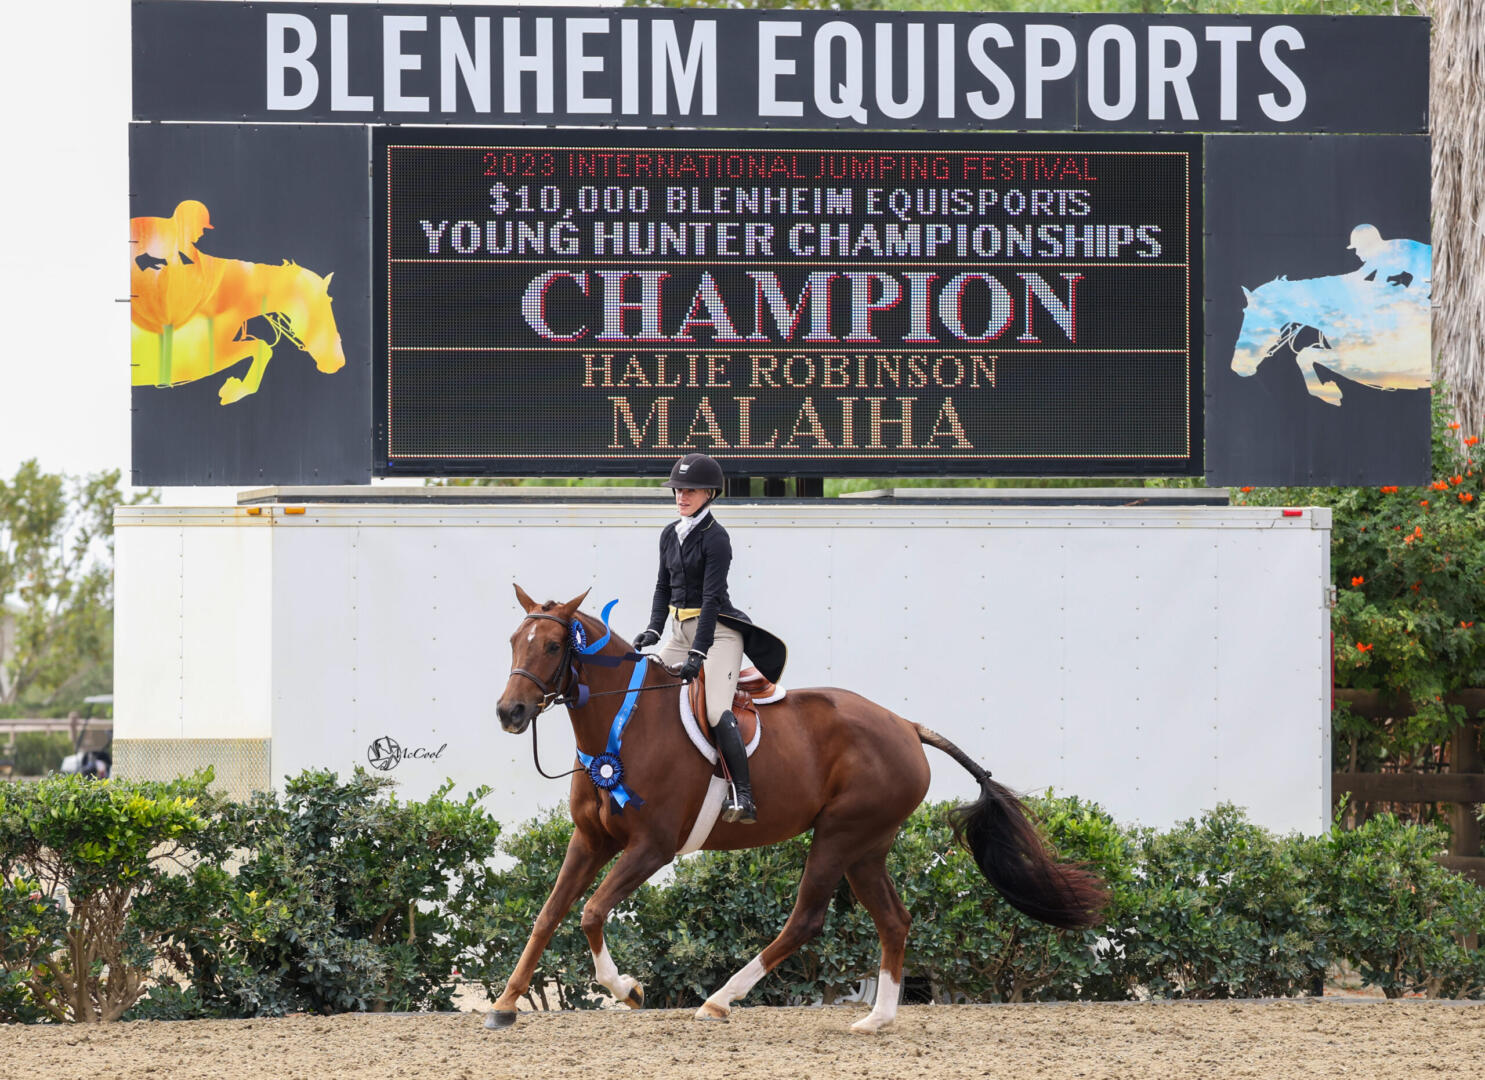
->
[1231,271,1430,407]
[489,586,1107,1033]
[130,252,345,404]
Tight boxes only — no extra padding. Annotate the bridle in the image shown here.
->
[507,609,674,785]
[508,610,685,714]
[508,612,581,712]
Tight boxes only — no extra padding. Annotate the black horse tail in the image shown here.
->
[915,723,1108,931]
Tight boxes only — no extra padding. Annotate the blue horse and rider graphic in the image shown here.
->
[1231,224,1431,407]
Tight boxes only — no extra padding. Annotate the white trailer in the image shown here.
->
[114,491,1331,835]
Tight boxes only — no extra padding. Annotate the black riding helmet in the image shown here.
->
[663,452,725,493]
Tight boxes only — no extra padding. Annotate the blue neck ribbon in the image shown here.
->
[573,599,647,812]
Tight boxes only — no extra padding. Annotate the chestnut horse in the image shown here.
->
[490,587,1106,1033]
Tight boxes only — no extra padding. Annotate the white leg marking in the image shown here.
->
[696,954,767,1019]
[851,970,901,1034]
[592,944,637,1000]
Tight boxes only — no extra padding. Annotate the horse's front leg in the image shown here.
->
[697,833,851,1023]
[580,840,674,1010]
[485,828,615,1030]
[218,339,274,404]
[1297,346,1344,406]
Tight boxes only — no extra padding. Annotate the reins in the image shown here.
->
[527,665,679,782]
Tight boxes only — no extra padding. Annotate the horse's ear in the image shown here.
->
[513,583,540,613]
[322,272,334,291]
[559,588,592,618]
[1241,286,1253,304]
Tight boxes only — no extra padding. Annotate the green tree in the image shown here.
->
[0,461,155,709]
[1239,393,1485,760]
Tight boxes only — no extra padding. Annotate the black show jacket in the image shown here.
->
[646,514,787,684]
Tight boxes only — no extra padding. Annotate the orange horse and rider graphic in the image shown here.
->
[130,200,346,404]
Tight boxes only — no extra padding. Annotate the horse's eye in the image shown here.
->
[545,641,559,654]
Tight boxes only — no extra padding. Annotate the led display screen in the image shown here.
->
[375,130,1201,477]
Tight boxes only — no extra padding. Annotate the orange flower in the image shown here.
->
[1452,475,1464,485]
[1463,621,1475,630]
[1467,436,1480,447]
[1420,500,1429,507]
[1356,642,1373,652]
[1449,421,1461,430]
[1240,486,1253,493]
[1461,492,1475,503]
[1412,582,1421,591]
[1351,576,1365,587]
[1433,480,1449,491]
[1380,485,1399,494]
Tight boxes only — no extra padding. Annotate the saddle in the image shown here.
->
[675,666,784,855]
[685,666,782,751]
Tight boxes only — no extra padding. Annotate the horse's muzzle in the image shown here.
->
[497,699,535,734]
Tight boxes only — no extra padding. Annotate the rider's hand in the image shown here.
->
[633,628,660,650]
[679,650,706,681]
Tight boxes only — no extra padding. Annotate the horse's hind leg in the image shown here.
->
[580,841,673,1010]
[844,855,911,1034]
[696,836,851,1022]
[485,829,614,1030]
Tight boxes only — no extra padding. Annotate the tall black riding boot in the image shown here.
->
[714,710,757,824]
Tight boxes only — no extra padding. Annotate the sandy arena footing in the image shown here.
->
[3,999,1484,1080]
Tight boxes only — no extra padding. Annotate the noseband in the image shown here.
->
[509,612,579,711]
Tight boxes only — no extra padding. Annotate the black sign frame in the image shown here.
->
[134,2,1428,136]
[374,127,1203,479]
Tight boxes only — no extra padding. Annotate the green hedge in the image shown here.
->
[0,770,1481,1022]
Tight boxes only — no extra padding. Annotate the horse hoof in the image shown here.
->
[624,984,645,1010]
[695,1001,729,1022]
[850,1017,894,1035]
[483,1010,518,1030]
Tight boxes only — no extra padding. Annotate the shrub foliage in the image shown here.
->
[0,771,230,1021]
[0,770,1481,1022]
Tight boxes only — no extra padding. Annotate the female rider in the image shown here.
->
[631,453,787,824]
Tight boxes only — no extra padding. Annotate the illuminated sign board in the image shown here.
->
[375,129,1201,477]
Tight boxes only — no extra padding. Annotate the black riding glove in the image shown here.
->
[678,650,706,681]
[633,628,661,650]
